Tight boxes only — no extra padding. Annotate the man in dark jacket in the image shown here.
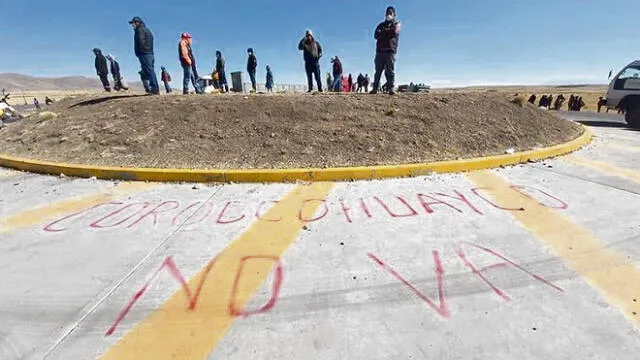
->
[371,6,401,95]
[298,30,323,92]
[129,16,159,95]
[247,48,258,92]
[357,73,364,92]
[93,48,111,92]
[216,50,229,93]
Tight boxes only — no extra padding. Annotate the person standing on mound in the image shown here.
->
[215,50,229,93]
[178,32,203,94]
[129,16,159,95]
[371,6,401,95]
[298,29,323,93]
[93,48,111,92]
[265,65,274,92]
[247,48,258,92]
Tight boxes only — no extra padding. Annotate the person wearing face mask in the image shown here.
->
[371,6,401,95]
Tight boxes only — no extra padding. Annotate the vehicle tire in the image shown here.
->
[626,102,640,128]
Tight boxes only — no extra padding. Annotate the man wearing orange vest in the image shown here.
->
[178,32,203,94]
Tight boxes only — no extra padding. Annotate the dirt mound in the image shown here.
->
[0,92,583,169]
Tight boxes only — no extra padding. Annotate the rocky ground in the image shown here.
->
[0,92,583,169]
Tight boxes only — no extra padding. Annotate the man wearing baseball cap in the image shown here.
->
[129,16,159,95]
[371,6,401,95]
[179,32,203,94]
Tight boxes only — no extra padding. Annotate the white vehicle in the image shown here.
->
[605,60,640,127]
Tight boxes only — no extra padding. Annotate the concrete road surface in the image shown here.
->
[0,111,639,360]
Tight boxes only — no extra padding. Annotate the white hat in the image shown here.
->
[305,29,313,36]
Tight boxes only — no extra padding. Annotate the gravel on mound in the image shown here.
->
[0,92,583,169]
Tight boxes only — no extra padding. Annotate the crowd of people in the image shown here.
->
[91,6,401,96]
[324,56,372,93]
[527,93,586,111]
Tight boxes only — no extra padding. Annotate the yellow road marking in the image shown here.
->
[563,155,640,183]
[467,171,640,327]
[0,182,156,235]
[101,182,335,360]
[602,143,640,153]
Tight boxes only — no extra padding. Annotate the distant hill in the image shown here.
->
[0,73,103,91]
[0,73,145,92]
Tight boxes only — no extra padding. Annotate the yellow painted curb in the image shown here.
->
[0,126,591,183]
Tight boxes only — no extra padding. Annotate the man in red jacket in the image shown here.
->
[371,6,401,95]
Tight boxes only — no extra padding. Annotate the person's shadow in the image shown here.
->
[68,94,147,108]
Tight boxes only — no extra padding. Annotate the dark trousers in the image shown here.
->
[304,60,322,92]
[218,71,229,92]
[98,73,111,91]
[112,73,127,91]
[138,54,159,94]
[372,52,395,92]
[163,81,172,93]
[248,70,257,91]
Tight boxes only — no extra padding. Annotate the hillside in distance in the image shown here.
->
[0,73,145,91]
[0,73,104,91]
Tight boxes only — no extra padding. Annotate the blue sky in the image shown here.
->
[2,0,640,87]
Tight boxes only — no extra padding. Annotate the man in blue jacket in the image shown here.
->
[129,16,159,95]
[371,6,401,95]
